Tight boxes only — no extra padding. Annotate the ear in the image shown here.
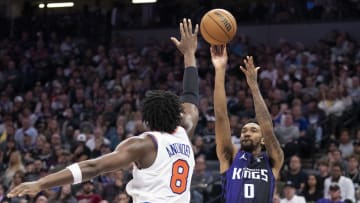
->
[260,137,265,145]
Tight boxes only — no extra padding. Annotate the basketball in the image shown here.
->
[200,9,237,45]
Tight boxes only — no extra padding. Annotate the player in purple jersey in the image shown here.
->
[211,46,284,203]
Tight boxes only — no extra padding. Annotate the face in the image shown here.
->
[290,156,301,171]
[307,175,317,187]
[283,186,295,200]
[117,193,130,203]
[329,189,341,200]
[348,157,359,170]
[331,166,342,179]
[240,123,263,152]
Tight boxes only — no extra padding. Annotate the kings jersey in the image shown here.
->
[222,151,275,203]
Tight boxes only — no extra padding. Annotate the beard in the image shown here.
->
[240,140,258,152]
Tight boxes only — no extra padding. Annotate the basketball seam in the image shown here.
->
[207,14,231,40]
[219,10,237,33]
[201,21,226,44]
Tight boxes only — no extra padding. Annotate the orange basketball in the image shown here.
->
[200,9,237,45]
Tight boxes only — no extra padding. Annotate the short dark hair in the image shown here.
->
[241,118,259,128]
[142,90,183,133]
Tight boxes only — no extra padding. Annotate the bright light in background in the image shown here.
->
[38,2,75,8]
[132,0,157,4]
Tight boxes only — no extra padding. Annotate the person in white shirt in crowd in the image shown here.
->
[324,161,355,202]
[338,129,354,159]
[281,181,306,203]
[86,127,110,152]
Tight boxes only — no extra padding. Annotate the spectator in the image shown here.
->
[281,155,308,194]
[316,184,345,203]
[76,180,102,203]
[345,155,360,193]
[1,151,26,187]
[324,162,355,202]
[301,174,323,202]
[191,155,213,203]
[274,113,300,157]
[281,181,306,203]
[338,129,354,158]
[316,159,330,191]
[50,184,77,203]
[113,191,131,203]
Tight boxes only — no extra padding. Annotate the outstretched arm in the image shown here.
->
[211,45,235,173]
[171,18,199,138]
[240,56,284,179]
[7,136,153,197]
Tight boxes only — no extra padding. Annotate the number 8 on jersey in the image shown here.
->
[170,159,189,194]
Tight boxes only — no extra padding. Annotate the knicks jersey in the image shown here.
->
[222,151,275,203]
[126,126,195,203]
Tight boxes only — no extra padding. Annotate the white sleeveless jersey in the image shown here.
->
[126,126,195,203]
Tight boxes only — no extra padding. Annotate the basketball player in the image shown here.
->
[211,46,284,203]
[7,18,199,203]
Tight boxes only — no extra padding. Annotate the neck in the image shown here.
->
[349,168,358,174]
[309,185,316,191]
[332,177,341,182]
[291,168,300,174]
[252,147,262,157]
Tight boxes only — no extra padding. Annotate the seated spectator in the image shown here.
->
[281,155,308,194]
[274,113,300,158]
[113,191,131,203]
[281,181,306,203]
[345,155,360,193]
[352,139,360,157]
[324,162,355,202]
[1,151,26,188]
[316,159,330,191]
[316,184,344,203]
[76,180,102,203]
[50,184,77,203]
[338,129,354,158]
[191,155,214,203]
[301,174,323,202]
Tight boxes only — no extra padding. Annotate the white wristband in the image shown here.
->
[67,163,82,184]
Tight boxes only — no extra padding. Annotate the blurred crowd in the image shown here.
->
[0,8,359,203]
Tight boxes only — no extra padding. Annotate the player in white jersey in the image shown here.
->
[7,18,200,203]
[126,126,195,202]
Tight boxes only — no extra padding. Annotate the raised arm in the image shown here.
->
[7,136,153,198]
[240,56,284,178]
[171,18,199,138]
[211,45,235,173]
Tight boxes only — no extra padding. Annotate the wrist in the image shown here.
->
[184,52,195,58]
[38,179,45,190]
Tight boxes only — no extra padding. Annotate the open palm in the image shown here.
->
[240,56,260,86]
[7,181,41,198]
[210,45,228,70]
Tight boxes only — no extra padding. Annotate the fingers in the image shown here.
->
[239,66,246,73]
[179,22,185,39]
[210,46,215,56]
[183,18,189,37]
[170,37,180,47]
[188,19,192,35]
[193,24,199,36]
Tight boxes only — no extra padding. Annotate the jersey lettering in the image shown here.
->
[231,168,269,182]
[166,143,191,158]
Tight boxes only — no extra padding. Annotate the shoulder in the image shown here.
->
[115,135,155,152]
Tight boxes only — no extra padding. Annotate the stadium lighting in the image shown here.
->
[38,2,75,8]
[132,0,157,4]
